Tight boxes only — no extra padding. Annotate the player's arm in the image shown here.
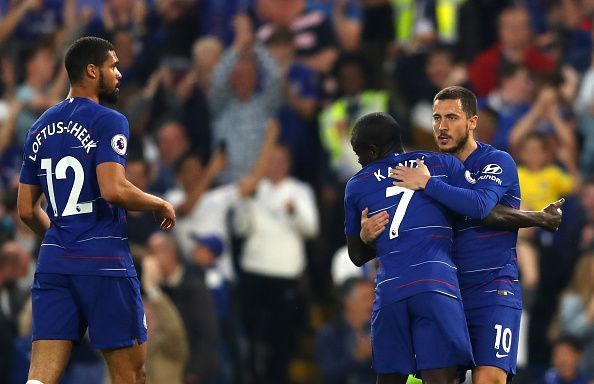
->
[97,162,175,230]
[391,158,507,220]
[346,235,376,267]
[17,183,50,237]
[483,199,565,231]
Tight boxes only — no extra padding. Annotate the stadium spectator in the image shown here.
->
[175,36,224,158]
[265,27,321,183]
[233,143,319,384]
[509,85,579,179]
[555,253,594,379]
[316,277,374,384]
[151,120,190,195]
[478,62,534,152]
[469,6,555,97]
[308,0,363,52]
[256,0,339,76]
[141,254,189,384]
[540,336,590,384]
[146,232,220,384]
[209,14,281,184]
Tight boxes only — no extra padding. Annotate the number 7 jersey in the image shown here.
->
[19,97,135,277]
[344,151,467,311]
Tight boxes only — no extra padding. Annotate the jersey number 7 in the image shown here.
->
[385,186,414,239]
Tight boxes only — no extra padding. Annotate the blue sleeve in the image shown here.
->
[19,132,39,185]
[424,152,517,219]
[344,181,360,236]
[95,112,129,167]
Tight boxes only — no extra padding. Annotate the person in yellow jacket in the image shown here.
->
[319,54,398,182]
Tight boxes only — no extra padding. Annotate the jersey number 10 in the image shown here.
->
[385,186,415,239]
[41,156,93,217]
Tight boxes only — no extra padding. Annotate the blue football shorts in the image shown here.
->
[31,273,147,350]
[465,304,521,381]
[371,291,474,375]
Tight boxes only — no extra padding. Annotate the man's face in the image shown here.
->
[499,8,532,51]
[432,99,476,154]
[351,140,374,167]
[98,50,122,104]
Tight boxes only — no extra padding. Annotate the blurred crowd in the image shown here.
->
[1,0,594,383]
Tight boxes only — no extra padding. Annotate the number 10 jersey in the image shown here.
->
[344,151,467,311]
[20,97,135,277]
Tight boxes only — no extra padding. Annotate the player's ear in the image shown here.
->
[468,115,478,132]
[368,144,379,160]
[86,64,98,80]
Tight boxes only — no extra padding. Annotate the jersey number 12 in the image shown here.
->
[385,186,414,239]
[41,156,93,217]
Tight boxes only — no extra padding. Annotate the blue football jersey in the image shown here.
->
[344,151,466,311]
[423,142,521,310]
[19,97,135,277]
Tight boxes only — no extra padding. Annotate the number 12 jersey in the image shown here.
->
[20,97,135,277]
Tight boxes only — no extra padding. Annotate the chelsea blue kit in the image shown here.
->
[20,97,146,349]
[344,151,474,375]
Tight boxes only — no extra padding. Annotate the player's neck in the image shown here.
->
[454,139,478,163]
[67,86,100,104]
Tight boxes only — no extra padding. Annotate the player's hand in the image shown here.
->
[540,198,564,231]
[156,200,176,230]
[360,208,389,245]
[390,159,430,190]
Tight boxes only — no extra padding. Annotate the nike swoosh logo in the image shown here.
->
[496,352,509,358]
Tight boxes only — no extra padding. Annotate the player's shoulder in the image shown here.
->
[93,103,127,123]
[475,142,516,168]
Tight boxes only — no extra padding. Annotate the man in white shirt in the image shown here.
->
[233,144,319,384]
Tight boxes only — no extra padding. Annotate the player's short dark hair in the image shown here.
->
[351,112,403,153]
[65,36,114,85]
[434,86,478,118]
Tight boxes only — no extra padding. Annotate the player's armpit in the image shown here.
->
[346,235,376,267]
[482,199,564,231]
[17,183,50,237]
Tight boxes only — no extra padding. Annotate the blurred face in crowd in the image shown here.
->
[500,67,534,104]
[266,145,291,183]
[432,99,477,155]
[338,63,366,97]
[0,241,31,283]
[193,37,223,75]
[113,30,135,70]
[192,244,216,268]
[147,233,178,278]
[126,160,151,191]
[344,280,374,327]
[98,50,122,104]
[177,155,203,191]
[157,122,189,167]
[498,8,532,51]
[230,56,258,101]
[27,47,55,85]
[519,136,549,171]
[553,342,581,380]
[425,50,454,88]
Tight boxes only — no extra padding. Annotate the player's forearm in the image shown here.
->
[424,178,497,219]
[105,179,166,212]
[483,205,546,230]
[347,236,376,267]
[22,205,50,237]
